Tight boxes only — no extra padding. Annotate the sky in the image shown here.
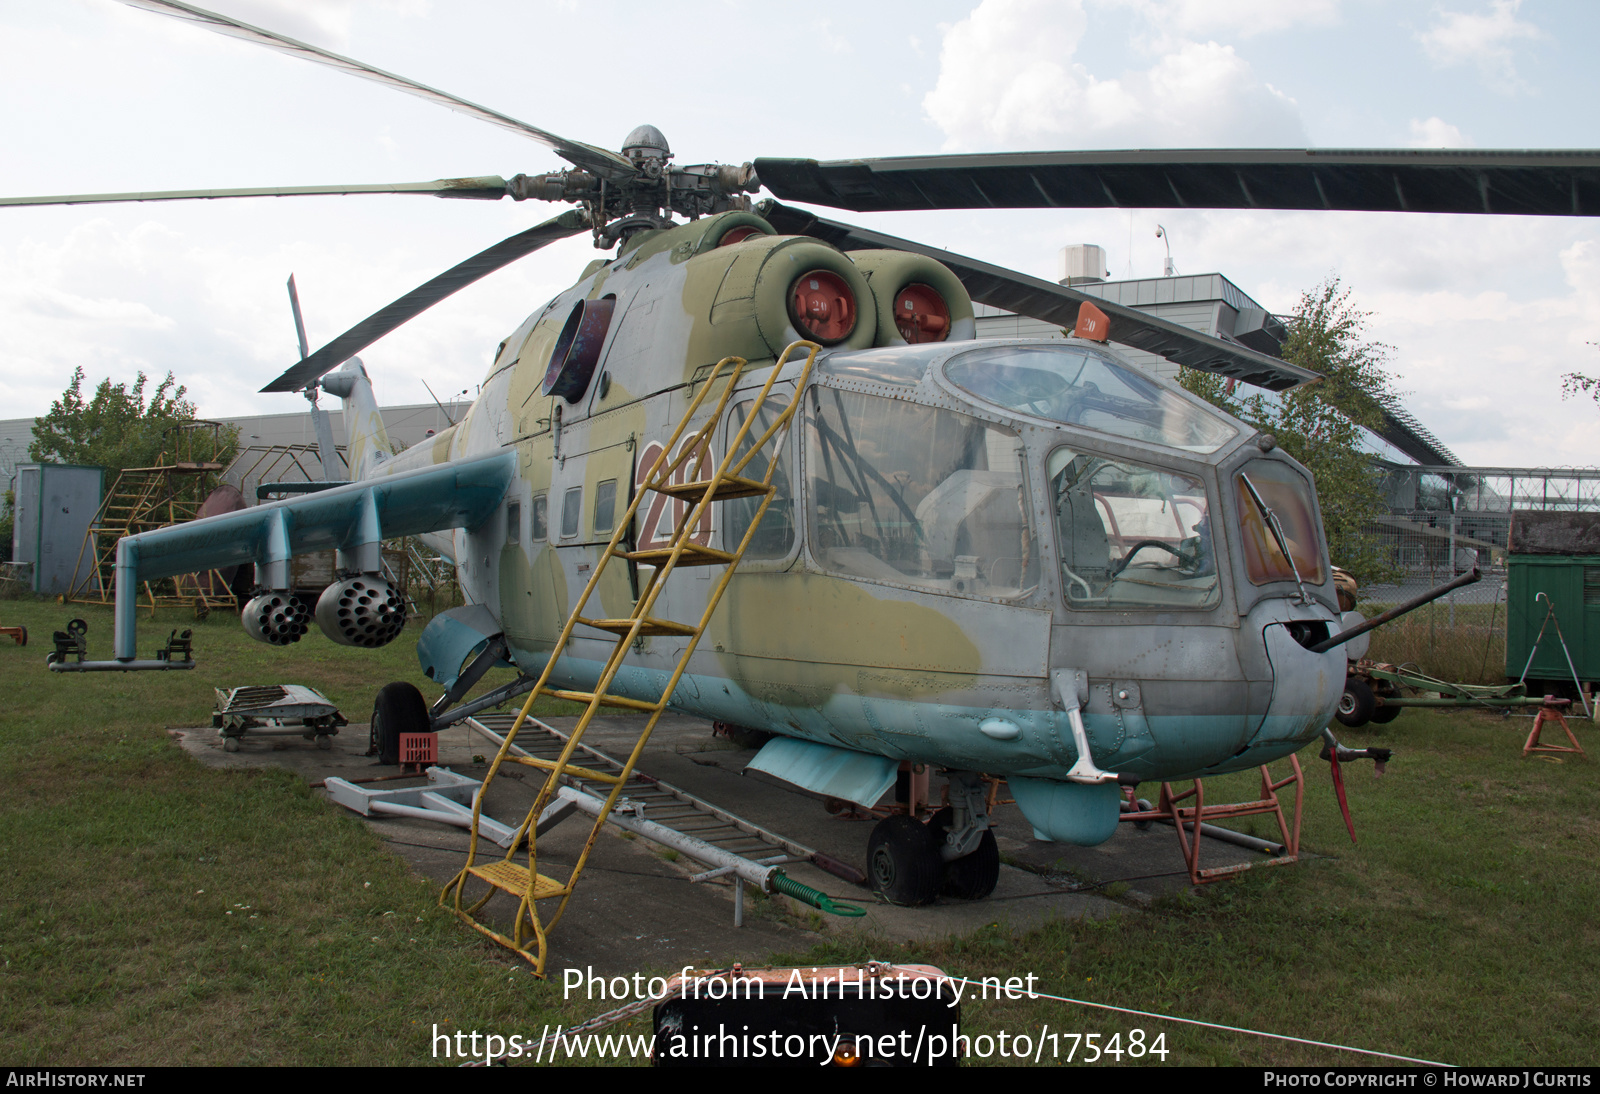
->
[1,0,1597,472]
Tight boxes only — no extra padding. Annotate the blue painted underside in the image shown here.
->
[535,653,1324,786]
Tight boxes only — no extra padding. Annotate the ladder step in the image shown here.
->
[466,861,568,900]
[616,544,736,568]
[506,754,622,785]
[649,475,770,503]
[580,616,699,638]
[545,688,661,714]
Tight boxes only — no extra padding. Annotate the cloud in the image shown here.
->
[931,202,1599,466]
[812,18,853,54]
[0,204,595,426]
[1417,0,1542,90]
[1099,0,1341,39]
[923,0,1305,150]
[1407,117,1472,148]
[119,1,431,54]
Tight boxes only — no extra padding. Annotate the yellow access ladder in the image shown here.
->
[443,341,820,975]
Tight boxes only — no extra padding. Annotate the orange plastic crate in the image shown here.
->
[399,732,437,768]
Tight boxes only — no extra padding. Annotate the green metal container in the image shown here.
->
[1504,512,1600,692]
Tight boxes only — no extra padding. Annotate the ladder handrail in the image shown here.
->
[537,342,820,936]
[444,341,822,973]
[454,352,756,875]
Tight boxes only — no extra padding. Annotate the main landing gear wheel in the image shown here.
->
[930,807,1000,900]
[373,681,429,766]
[867,815,943,906]
[1336,677,1375,728]
[1370,701,1403,725]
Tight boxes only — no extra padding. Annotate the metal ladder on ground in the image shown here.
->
[442,342,825,975]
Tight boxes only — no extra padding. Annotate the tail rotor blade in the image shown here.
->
[261,209,588,394]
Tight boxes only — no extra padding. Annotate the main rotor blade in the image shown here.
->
[758,201,1318,392]
[261,209,588,394]
[118,0,636,183]
[754,148,1600,216]
[0,177,512,208]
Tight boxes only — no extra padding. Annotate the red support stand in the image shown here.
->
[1523,697,1585,758]
[1121,756,1304,885]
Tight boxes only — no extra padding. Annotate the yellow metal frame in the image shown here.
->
[67,452,234,616]
[442,341,821,975]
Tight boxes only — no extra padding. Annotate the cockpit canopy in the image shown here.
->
[943,343,1237,454]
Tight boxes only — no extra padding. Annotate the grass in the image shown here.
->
[755,706,1600,1067]
[2,595,1596,1066]
[1365,601,1509,686]
[0,595,585,1066]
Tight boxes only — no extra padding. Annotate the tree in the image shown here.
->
[1181,278,1399,587]
[28,367,236,482]
[1560,346,1599,406]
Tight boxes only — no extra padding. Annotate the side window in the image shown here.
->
[506,502,521,545]
[561,487,582,539]
[1049,447,1219,610]
[724,398,794,561]
[1235,460,1326,587]
[594,479,617,534]
[531,494,548,541]
[805,386,1036,598]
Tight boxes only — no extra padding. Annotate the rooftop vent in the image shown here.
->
[1059,244,1108,287]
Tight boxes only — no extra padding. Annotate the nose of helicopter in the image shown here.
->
[1242,603,1347,766]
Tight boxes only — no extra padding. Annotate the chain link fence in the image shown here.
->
[1354,464,1600,684]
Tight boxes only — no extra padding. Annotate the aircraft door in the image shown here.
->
[550,423,639,625]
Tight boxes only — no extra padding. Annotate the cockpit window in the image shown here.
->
[806,387,1039,599]
[1235,460,1326,586]
[946,344,1237,453]
[1049,447,1220,610]
[817,344,946,388]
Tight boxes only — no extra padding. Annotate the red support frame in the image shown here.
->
[1120,756,1304,885]
[1523,697,1586,758]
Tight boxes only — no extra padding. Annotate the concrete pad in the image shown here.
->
[171,722,821,979]
[170,708,1296,978]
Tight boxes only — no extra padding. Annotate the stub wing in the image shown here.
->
[110,452,515,659]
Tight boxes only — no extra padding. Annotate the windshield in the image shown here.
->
[1050,447,1220,610]
[945,343,1237,453]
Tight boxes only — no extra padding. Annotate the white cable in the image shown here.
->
[942,975,1454,1068]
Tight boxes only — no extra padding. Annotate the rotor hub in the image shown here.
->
[622,124,672,178]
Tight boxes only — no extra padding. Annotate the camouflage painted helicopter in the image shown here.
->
[13,1,1600,906]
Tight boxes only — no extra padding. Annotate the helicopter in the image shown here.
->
[11,0,1600,908]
